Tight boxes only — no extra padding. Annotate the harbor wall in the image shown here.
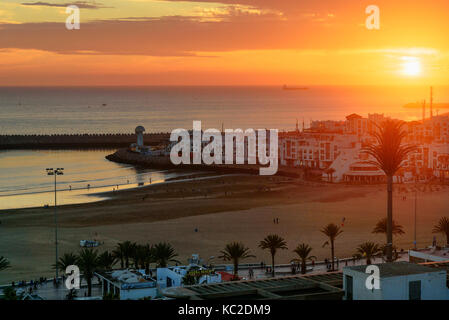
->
[106,148,303,178]
[0,133,170,149]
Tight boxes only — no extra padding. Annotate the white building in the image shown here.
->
[96,269,158,300]
[157,264,221,290]
[280,112,449,183]
[343,262,449,300]
[130,125,152,154]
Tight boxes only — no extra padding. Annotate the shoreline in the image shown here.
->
[1,172,448,283]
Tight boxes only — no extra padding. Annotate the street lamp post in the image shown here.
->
[414,177,418,250]
[46,168,64,282]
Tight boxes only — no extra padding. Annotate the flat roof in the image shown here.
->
[345,261,443,278]
[163,272,343,300]
[95,269,157,289]
[410,247,449,260]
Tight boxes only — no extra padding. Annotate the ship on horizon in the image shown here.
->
[282,85,308,91]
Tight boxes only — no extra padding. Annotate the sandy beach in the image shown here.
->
[1,174,448,284]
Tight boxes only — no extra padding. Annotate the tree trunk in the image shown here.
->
[301,260,306,274]
[331,241,335,271]
[271,254,275,278]
[386,175,393,262]
[87,277,92,297]
[234,260,238,278]
[367,257,371,265]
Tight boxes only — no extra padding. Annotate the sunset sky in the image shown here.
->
[1,0,449,86]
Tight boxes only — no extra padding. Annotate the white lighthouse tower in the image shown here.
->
[135,125,145,147]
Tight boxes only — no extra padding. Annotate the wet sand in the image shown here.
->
[1,175,448,283]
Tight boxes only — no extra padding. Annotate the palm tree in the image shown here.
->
[321,223,343,271]
[362,120,415,262]
[219,242,254,278]
[354,242,381,265]
[433,217,449,246]
[259,234,288,277]
[291,244,316,274]
[53,252,77,273]
[77,248,99,297]
[113,243,125,269]
[117,241,135,268]
[372,217,405,236]
[142,244,155,276]
[97,251,117,271]
[153,242,180,267]
[0,256,10,271]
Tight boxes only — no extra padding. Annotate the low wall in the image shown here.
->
[0,133,170,149]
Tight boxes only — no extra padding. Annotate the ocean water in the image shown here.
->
[0,149,195,210]
[1,85,448,209]
[1,86,447,135]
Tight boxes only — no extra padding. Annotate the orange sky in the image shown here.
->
[1,0,449,86]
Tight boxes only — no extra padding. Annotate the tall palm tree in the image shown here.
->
[354,242,381,265]
[53,252,77,273]
[362,120,415,262]
[153,242,180,267]
[433,217,449,246]
[259,234,288,277]
[97,251,117,271]
[291,244,316,274]
[372,217,405,236]
[219,242,254,278]
[77,248,99,297]
[321,223,343,271]
[0,256,10,271]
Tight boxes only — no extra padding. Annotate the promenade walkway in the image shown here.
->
[1,253,408,300]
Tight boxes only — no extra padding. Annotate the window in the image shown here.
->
[409,281,421,300]
[345,275,353,300]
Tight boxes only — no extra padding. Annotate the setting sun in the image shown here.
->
[401,56,422,76]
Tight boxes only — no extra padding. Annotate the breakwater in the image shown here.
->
[106,148,303,178]
[0,133,170,149]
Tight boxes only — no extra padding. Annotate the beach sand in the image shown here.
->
[1,174,448,283]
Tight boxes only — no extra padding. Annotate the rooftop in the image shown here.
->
[345,261,443,278]
[410,247,449,260]
[95,269,157,289]
[162,272,343,300]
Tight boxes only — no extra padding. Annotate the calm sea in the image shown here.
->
[0,86,448,209]
[1,86,447,134]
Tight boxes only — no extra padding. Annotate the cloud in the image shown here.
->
[21,1,111,10]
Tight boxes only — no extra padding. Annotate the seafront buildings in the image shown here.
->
[279,112,449,184]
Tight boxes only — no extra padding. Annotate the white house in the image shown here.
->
[157,264,222,290]
[343,262,449,300]
[95,269,158,300]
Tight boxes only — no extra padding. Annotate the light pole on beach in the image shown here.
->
[46,168,64,281]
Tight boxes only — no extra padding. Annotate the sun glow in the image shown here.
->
[401,56,421,76]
